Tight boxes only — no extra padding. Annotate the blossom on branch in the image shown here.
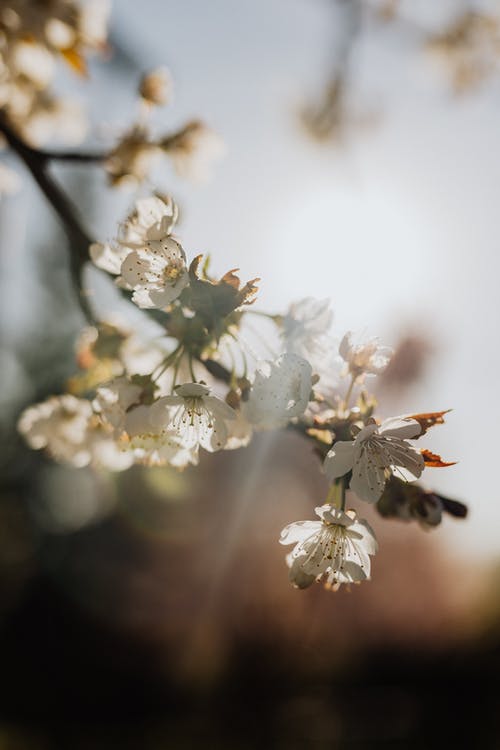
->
[243,353,312,429]
[120,234,188,309]
[339,331,392,380]
[283,296,333,362]
[324,417,424,503]
[280,504,378,590]
[90,194,188,309]
[150,382,236,452]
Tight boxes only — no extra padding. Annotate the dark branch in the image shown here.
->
[37,149,106,163]
[0,113,95,320]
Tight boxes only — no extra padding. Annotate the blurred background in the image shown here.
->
[1,0,500,747]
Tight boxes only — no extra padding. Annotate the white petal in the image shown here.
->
[331,559,369,585]
[148,276,188,308]
[279,520,322,546]
[149,396,182,430]
[287,553,316,589]
[324,441,355,481]
[131,288,156,308]
[350,448,387,503]
[385,440,425,479]
[378,417,422,440]
[339,332,353,361]
[244,353,312,429]
[348,519,379,555]
[204,396,237,422]
[89,242,127,275]
[199,413,228,452]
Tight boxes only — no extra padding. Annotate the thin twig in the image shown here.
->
[37,149,106,163]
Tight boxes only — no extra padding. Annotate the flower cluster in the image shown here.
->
[17,191,463,594]
[0,0,109,145]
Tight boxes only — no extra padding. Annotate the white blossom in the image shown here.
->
[283,297,333,362]
[90,195,187,308]
[93,377,143,436]
[90,195,178,276]
[161,120,225,182]
[324,417,425,503]
[339,331,392,379]
[119,195,178,247]
[150,383,236,452]
[119,403,199,469]
[280,504,378,589]
[89,240,129,276]
[105,127,161,186]
[244,353,312,429]
[17,394,133,471]
[119,234,188,309]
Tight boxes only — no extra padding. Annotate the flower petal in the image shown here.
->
[324,441,355,481]
[378,417,422,440]
[279,520,322,546]
[350,447,387,503]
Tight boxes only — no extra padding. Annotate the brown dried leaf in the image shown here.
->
[421,449,457,468]
[408,409,451,435]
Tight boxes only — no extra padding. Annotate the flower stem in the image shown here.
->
[188,354,197,383]
[152,343,183,382]
[326,479,346,510]
[342,375,357,414]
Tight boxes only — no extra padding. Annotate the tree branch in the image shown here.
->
[0,114,95,321]
[37,149,106,163]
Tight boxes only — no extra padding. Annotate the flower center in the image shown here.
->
[163,260,184,283]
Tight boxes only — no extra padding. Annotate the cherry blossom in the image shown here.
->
[280,504,378,590]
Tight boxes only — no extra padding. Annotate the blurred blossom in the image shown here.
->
[0,0,110,144]
[139,66,172,107]
[105,126,162,187]
[160,120,225,182]
[427,11,500,92]
[339,332,393,380]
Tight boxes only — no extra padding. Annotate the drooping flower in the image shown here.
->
[283,297,333,362]
[280,504,378,590]
[339,331,392,379]
[243,353,312,430]
[324,417,425,503]
[150,383,236,452]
